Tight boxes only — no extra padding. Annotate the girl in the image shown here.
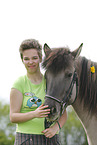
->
[10,39,67,145]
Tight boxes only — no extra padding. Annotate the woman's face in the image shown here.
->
[22,49,41,74]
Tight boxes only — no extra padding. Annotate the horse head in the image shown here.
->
[42,43,83,122]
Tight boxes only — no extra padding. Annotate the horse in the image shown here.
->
[42,43,97,145]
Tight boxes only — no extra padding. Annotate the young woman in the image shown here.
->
[10,39,67,145]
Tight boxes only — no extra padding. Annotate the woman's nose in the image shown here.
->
[29,59,33,64]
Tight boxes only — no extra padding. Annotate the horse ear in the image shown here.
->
[71,43,83,59]
[43,43,52,56]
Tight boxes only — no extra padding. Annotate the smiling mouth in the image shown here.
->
[28,65,36,68]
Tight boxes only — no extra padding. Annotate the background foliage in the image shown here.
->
[0,101,15,145]
[0,100,88,145]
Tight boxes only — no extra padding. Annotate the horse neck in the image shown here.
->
[72,96,97,145]
[74,56,97,123]
[73,56,97,145]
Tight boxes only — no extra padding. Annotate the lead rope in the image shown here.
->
[44,118,61,145]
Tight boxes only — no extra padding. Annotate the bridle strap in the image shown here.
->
[45,95,61,104]
[45,70,78,115]
[62,70,78,104]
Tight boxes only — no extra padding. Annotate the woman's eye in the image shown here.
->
[24,57,29,61]
[33,57,38,59]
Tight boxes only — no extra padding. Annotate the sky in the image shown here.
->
[0,0,97,103]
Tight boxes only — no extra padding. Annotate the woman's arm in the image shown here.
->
[42,110,67,138]
[57,109,67,129]
[10,88,50,123]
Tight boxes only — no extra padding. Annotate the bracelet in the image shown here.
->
[56,121,61,130]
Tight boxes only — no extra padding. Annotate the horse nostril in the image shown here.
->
[51,107,56,114]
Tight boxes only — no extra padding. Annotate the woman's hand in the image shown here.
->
[10,89,50,123]
[42,110,67,138]
[33,104,50,118]
[42,123,59,138]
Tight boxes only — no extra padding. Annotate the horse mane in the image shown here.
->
[78,57,97,115]
[42,48,73,74]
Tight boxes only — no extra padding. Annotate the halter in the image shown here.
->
[45,70,78,115]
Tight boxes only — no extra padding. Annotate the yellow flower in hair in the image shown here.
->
[91,66,95,73]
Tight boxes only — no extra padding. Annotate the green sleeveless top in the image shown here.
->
[12,75,46,134]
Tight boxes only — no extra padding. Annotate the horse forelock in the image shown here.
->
[42,48,73,73]
[79,57,97,115]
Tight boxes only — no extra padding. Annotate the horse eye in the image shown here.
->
[68,73,72,77]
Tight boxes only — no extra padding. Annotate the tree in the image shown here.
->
[0,101,15,145]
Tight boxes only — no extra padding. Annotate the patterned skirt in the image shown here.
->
[14,133,61,145]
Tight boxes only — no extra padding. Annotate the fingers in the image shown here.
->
[42,129,53,138]
[39,104,49,110]
[35,104,50,118]
[38,104,44,108]
[40,110,50,118]
[41,129,47,134]
[39,104,50,113]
